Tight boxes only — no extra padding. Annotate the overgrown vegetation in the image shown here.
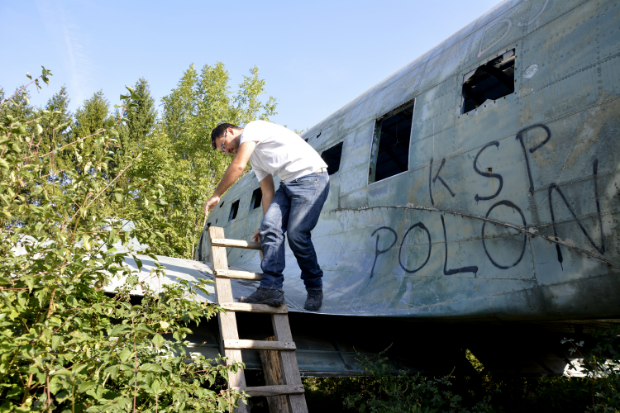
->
[0,65,275,411]
[301,327,620,413]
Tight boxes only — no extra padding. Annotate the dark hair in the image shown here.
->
[211,123,241,150]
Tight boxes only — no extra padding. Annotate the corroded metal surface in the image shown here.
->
[197,0,620,321]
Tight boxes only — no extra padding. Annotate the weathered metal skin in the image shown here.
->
[196,0,620,321]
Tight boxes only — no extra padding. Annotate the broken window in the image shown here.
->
[321,142,343,175]
[249,188,262,211]
[462,49,515,114]
[228,200,240,221]
[368,102,414,183]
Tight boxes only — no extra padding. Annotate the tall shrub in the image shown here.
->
[0,70,245,412]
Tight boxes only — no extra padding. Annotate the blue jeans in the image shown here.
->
[259,171,330,291]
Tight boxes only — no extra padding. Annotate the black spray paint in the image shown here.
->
[368,123,605,279]
[473,141,503,202]
[549,159,605,267]
[441,215,479,276]
[398,222,432,273]
[481,200,527,269]
[370,226,398,279]
[429,158,456,206]
[515,124,551,194]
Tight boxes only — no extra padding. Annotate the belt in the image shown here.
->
[313,167,328,174]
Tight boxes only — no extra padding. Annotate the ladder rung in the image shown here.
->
[211,238,262,250]
[233,384,305,397]
[220,302,289,314]
[214,269,263,281]
[224,339,296,351]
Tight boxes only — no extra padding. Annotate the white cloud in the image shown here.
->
[36,0,94,106]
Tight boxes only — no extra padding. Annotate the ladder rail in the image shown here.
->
[208,226,308,413]
[209,226,249,413]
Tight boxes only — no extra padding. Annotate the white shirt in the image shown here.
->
[240,121,327,183]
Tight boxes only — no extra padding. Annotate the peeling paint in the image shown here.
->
[524,64,539,78]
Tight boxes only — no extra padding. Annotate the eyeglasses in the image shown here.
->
[220,131,228,153]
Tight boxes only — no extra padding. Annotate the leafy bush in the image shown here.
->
[341,348,494,413]
[0,70,245,412]
[563,325,620,412]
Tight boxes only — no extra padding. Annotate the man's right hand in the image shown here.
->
[204,195,221,216]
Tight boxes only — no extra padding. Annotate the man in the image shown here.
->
[204,121,329,311]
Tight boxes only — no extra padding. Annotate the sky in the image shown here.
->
[1,0,503,132]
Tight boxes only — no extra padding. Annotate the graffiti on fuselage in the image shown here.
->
[368,123,606,278]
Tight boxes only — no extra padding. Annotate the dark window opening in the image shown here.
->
[249,188,262,211]
[321,142,343,175]
[228,200,240,221]
[369,102,414,183]
[462,49,515,114]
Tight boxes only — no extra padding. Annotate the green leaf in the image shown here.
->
[110,324,131,337]
[82,234,91,251]
[66,295,77,307]
[25,276,35,293]
[136,323,155,335]
[139,363,163,373]
[152,334,165,349]
[51,335,62,351]
[78,381,95,393]
[104,364,120,379]
[119,347,133,363]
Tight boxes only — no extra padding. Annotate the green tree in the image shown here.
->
[125,78,156,149]
[36,86,74,174]
[0,85,35,129]
[71,91,110,173]
[112,78,156,182]
[136,63,277,258]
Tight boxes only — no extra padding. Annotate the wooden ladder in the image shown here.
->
[208,226,308,413]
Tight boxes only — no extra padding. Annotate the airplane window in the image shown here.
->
[369,102,414,183]
[228,200,240,221]
[321,142,344,175]
[462,49,515,114]
[249,188,262,210]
